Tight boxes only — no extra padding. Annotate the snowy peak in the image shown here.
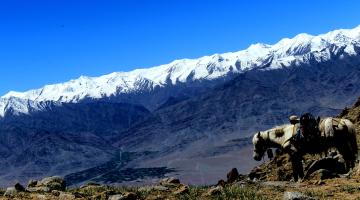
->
[1,25,360,117]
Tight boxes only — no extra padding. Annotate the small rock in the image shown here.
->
[161,177,180,185]
[73,191,86,198]
[93,190,116,199]
[109,194,124,200]
[36,194,47,199]
[123,192,137,200]
[283,191,315,200]
[26,186,50,193]
[174,185,189,195]
[4,187,18,197]
[14,182,25,191]
[154,185,169,191]
[316,180,325,185]
[227,168,239,183]
[51,190,61,196]
[27,179,38,188]
[108,192,137,200]
[233,181,247,188]
[217,179,226,187]
[205,186,223,196]
[79,184,106,193]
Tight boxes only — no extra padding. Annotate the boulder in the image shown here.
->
[283,191,315,200]
[26,176,65,192]
[14,183,25,191]
[226,168,239,183]
[37,176,66,191]
[307,169,339,180]
[304,156,346,180]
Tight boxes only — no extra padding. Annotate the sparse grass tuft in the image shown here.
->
[212,185,264,200]
[303,189,328,199]
[339,185,357,194]
[177,186,207,200]
[176,185,264,200]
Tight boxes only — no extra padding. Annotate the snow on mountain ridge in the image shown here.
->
[1,25,360,117]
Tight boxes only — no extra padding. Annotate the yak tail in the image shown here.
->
[353,130,359,162]
[348,122,359,166]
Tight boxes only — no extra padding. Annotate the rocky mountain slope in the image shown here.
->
[339,96,360,147]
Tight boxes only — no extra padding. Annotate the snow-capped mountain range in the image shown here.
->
[1,25,360,117]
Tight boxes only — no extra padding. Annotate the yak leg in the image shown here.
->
[337,142,355,171]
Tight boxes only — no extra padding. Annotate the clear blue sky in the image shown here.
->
[0,0,359,95]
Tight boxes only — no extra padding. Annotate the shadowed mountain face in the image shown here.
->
[1,45,360,186]
[116,53,360,150]
[110,53,360,184]
[0,102,151,186]
[104,76,236,111]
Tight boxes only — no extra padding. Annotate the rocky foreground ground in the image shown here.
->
[2,165,360,200]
